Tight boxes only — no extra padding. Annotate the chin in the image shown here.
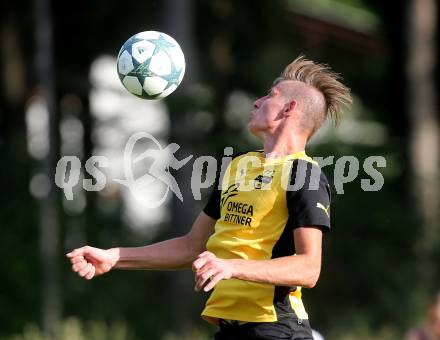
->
[248,121,256,134]
[248,122,262,139]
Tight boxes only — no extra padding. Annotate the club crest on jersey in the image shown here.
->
[253,174,274,189]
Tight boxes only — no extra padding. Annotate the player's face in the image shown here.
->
[249,84,288,138]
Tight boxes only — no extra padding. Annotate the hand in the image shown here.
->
[66,246,119,280]
[192,251,234,292]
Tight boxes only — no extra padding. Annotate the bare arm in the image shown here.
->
[115,212,216,270]
[193,226,323,291]
[230,227,322,287]
[67,212,216,279]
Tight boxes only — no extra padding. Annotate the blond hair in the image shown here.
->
[278,55,352,125]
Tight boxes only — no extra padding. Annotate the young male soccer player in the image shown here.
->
[67,56,352,339]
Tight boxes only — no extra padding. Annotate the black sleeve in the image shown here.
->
[286,160,331,232]
[202,160,222,220]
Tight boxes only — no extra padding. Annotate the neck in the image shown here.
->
[262,130,307,158]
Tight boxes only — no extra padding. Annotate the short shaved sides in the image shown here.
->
[276,55,352,126]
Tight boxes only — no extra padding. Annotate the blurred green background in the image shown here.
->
[1,0,439,339]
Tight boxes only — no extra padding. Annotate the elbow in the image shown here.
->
[300,267,321,289]
[302,274,319,289]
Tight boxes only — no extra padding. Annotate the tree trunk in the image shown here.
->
[162,0,200,332]
[34,0,61,337]
[406,0,439,294]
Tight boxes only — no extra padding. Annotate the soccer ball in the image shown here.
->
[116,31,185,100]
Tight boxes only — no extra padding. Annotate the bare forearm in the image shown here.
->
[230,255,321,288]
[113,235,199,270]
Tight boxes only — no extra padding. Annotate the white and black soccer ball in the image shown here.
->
[116,31,185,100]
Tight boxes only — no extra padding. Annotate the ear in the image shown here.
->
[284,100,297,116]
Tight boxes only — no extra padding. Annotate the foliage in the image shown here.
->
[4,318,133,340]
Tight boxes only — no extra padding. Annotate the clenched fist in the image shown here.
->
[66,246,119,280]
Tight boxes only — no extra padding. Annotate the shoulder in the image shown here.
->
[287,158,330,192]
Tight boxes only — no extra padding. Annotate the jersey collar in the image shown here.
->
[258,150,313,164]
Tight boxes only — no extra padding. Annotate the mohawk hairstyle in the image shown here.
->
[277,55,352,125]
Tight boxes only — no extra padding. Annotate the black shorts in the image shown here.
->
[214,316,314,340]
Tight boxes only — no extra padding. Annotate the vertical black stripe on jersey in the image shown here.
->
[271,159,330,320]
[271,221,298,319]
[271,160,308,320]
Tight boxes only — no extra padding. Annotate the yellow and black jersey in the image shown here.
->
[201,150,331,324]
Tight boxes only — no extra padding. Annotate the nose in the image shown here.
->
[254,97,262,109]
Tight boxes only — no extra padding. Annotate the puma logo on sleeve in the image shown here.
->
[316,202,330,218]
